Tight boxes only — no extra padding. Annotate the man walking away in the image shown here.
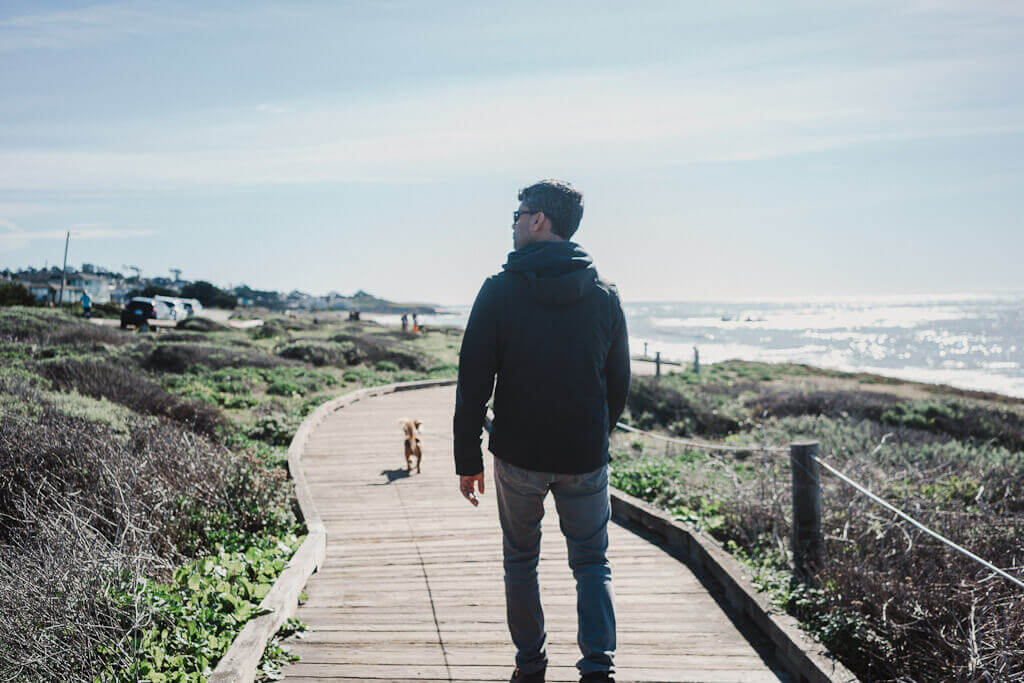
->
[454,180,630,683]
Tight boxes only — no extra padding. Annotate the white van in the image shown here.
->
[181,298,204,317]
[154,295,189,320]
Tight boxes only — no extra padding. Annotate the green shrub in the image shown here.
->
[252,320,285,338]
[0,307,127,346]
[0,283,36,307]
[426,363,458,378]
[342,366,386,386]
[375,360,399,372]
[176,316,229,332]
[124,533,301,681]
[329,332,430,370]
[628,376,742,436]
[267,380,303,397]
[881,401,957,429]
[246,414,296,446]
[276,341,354,367]
[146,343,290,373]
[37,358,228,437]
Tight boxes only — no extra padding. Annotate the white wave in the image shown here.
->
[643,304,969,332]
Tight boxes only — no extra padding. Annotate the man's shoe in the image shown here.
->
[510,666,546,683]
[580,672,614,682]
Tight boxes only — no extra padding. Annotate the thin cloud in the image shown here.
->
[0,56,1021,191]
[0,2,212,52]
[0,222,156,253]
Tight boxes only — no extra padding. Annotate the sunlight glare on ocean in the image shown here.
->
[364,294,1024,398]
[625,294,1024,398]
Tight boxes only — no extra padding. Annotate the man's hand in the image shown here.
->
[459,473,485,507]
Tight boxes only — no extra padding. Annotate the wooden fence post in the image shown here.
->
[790,441,822,580]
[655,351,661,379]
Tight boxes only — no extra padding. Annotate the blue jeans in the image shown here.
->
[493,456,616,676]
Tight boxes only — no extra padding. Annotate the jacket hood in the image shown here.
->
[502,241,598,305]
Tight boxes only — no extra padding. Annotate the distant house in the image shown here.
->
[18,281,54,303]
[110,288,133,304]
[20,281,85,305]
[67,273,113,304]
[150,277,180,292]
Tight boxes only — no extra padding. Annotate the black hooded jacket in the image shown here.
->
[453,241,630,476]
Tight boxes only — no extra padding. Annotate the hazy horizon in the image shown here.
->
[2,1,1022,303]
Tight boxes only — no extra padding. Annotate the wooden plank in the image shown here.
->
[280,385,792,682]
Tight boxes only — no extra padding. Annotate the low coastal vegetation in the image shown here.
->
[0,307,458,681]
[612,362,1024,680]
[5,303,1022,680]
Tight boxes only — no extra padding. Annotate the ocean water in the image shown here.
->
[364,293,1024,399]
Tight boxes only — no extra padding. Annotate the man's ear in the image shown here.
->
[532,211,551,236]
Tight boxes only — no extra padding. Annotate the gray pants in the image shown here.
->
[493,456,616,676]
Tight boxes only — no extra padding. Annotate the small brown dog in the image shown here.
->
[398,417,423,473]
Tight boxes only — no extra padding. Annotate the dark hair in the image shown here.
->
[518,179,584,240]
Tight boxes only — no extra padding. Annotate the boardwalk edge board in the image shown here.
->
[609,488,860,683]
[209,378,458,683]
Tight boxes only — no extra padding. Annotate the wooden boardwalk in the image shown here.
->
[281,385,789,682]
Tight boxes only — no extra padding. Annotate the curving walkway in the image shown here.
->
[280,384,789,682]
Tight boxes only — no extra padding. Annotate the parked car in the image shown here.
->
[181,298,204,317]
[120,297,172,328]
[154,295,186,320]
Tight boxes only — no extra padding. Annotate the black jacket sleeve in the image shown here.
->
[605,294,630,432]
[453,278,499,476]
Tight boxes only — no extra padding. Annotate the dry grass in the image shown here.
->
[620,370,1024,681]
[145,342,295,373]
[37,358,228,437]
[0,376,296,679]
[0,307,128,347]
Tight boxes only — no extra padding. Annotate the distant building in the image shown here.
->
[19,281,84,305]
[110,288,133,304]
[66,273,113,304]
[150,277,180,293]
[16,281,54,303]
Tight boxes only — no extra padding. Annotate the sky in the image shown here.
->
[1,0,1022,305]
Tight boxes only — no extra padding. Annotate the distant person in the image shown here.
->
[80,291,92,319]
[412,312,419,333]
[401,313,409,331]
[454,179,629,682]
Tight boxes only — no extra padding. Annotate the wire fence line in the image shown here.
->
[614,421,787,454]
[613,421,1024,592]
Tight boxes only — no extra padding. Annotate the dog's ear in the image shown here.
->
[414,420,422,429]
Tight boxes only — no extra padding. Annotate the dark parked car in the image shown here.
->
[120,297,171,328]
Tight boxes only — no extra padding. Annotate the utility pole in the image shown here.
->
[58,231,70,306]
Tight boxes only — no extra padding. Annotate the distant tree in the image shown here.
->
[181,281,237,309]
[234,284,281,307]
[127,286,178,299]
[0,282,37,307]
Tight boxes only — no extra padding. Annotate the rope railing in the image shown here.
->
[810,453,1024,591]
[615,421,787,453]
[613,421,1024,592]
